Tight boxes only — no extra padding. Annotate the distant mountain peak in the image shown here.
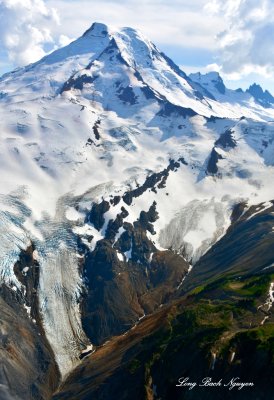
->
[189,72,274,110]
[246,83,274,108]
[189,71,226,95]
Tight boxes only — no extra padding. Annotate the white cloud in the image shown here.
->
[205,0,274,78]
[58,34,73,47]
[0,0,61,66]
[180,62,221,76]
[47,0,222,51]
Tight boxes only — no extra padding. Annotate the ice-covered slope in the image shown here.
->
[1,22,274,378]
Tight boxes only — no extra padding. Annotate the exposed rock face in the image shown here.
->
[123,158,187,206]
[117,86,138,105]
[0,247,60,400]
[206,148,224,175]
[247,83,274,108]
[215,129,237,149]
[61,74,97,92]
[81,200,189,345]
[85,200,110,230]
[92,119,101,140]
[13,244,40,323]
[157,102,197,118]
[77,158,191,347]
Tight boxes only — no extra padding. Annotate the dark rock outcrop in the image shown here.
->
[117,86,138,105]
[215,129,237,149]
[123,158,187,206]
[81,201,189,345]
[157,102,196,118]
[247,83,274,108]
[61,74,97,93]
[85,200,110,230]
[92,119,101,140]
[0,246,60,400]
[206,148,224,175]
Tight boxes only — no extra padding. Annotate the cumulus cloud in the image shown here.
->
[205,0,274,79]
[47,0,221,50]
[0,0,62,66]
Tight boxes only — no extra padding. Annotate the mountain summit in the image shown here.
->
[189,71,226,95]
[246,82,274,108]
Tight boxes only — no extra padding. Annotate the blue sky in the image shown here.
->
[0,0,274,92]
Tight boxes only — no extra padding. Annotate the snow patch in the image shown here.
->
[65,207,84,221]
[117,251,124,261]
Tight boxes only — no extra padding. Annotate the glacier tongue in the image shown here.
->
[33,197,95,377]
[38,247,89,377]
[0,189,92,378]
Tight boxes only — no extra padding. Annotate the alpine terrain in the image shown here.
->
[0,22,274,400]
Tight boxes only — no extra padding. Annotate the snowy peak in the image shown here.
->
[82,22,109,38]
[246,83,274,108]
[0,22,112,99]
[189,71,226,96]
[57,23,219,117]
[190,71,274,113]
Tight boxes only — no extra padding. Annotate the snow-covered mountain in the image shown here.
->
[1,22,274,396]
[246,83,274,108]
[189,71,274,115]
